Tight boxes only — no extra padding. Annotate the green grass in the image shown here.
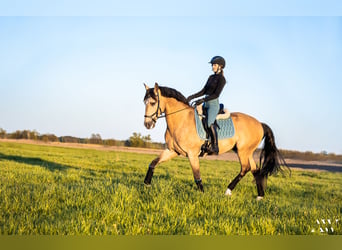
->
[0,141,341,235]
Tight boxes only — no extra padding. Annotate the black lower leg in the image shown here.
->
[228,174,244,191]
[253,171,265,197]
[256,183,265,197]
[195,178,204,192]
[144,165,154,185]
[208,124,219,155]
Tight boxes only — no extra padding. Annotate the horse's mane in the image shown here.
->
[144,86,190,106]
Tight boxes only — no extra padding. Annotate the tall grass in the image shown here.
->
[0,141,341,235]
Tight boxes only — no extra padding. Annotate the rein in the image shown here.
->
[158,107,191,119]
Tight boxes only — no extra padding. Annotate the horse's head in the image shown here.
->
[143,83,162,129]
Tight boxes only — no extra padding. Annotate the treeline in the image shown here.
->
[252,148,342,163]
[0,128,165,150]
[279,149,342,163]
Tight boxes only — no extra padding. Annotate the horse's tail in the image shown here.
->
[259,123,290,178]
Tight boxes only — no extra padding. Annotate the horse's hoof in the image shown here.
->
[256,196,264,201]
[224,188,232,196]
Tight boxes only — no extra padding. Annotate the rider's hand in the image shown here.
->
[195,99,204,106]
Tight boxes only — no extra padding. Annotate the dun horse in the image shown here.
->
[143,83,288,200]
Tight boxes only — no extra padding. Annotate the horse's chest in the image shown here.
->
[166,135,186,156]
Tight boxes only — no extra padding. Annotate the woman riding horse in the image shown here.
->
[187,56,226,155]
[143,82,289,199]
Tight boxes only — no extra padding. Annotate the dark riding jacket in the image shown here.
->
[188,72,226,102]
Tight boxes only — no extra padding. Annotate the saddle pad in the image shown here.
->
[195,109,235,140]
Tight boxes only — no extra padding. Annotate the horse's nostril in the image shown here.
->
[144,121,153,129]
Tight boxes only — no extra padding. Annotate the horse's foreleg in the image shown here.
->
[144,149,178,185]
[188,154,204,192]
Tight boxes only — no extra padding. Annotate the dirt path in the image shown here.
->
[1,139,342,173]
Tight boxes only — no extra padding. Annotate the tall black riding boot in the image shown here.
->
[208,124,219,155]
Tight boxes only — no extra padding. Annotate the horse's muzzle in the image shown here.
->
[144,119,156,129]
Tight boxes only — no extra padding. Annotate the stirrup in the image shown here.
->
[199,140,210,157]
[207,145,219,155]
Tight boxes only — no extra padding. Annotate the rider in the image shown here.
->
[187,56,226,155]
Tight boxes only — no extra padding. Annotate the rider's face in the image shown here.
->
[212,63,220,73]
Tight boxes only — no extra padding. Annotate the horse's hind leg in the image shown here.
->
[249,155,265,200]
[252,169,265,200]
[144,149,178,185]
[225,151,250,196]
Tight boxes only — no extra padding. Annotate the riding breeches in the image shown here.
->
[204,98,219,126]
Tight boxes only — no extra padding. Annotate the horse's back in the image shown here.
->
[231,112,262,125]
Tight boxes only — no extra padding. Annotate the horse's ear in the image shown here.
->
[154,82,159,95]
[144,83,149,90]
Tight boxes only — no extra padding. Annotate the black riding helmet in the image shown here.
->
[209,56,225,69]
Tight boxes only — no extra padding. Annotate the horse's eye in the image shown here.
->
[150,102,156,106]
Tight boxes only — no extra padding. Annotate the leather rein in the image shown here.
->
[144,91,191,122]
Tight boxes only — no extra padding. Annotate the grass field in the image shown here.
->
[0,141,341,235]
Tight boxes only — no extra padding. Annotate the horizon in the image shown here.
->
[1,128,341,156]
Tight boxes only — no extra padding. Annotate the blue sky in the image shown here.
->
[0,3,342,154]
[0,0,342,16]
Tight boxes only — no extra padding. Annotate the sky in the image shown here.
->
[0,2,342,154]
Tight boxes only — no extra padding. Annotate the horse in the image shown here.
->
[143,83,288,200]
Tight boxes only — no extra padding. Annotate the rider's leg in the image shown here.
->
[205,98,220,155]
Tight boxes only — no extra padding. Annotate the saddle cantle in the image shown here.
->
[196,103,231,121]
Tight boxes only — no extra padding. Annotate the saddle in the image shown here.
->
[196,103,231,122]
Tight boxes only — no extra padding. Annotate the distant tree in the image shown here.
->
[89,133,102,145]
[11,130,22,139]
[126,132,142,147]
[0,128,6,139]
[22,130,30,139]
[103,139,123,146]
[29,130,39,140]
[39,134,58,142]
[59,136,81,143]
[41,135,49,142]
[142,134,151,143]
[126,132,153,148]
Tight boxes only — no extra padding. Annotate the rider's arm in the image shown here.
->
[186,75,213,102]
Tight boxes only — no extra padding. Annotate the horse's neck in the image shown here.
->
[164,98,194,129]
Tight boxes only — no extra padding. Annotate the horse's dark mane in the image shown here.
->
[144,86,189,106]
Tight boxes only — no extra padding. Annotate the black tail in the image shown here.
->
[259,123,290,178]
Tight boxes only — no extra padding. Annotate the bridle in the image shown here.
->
[144,91,191,123]
[144,91,163,123]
